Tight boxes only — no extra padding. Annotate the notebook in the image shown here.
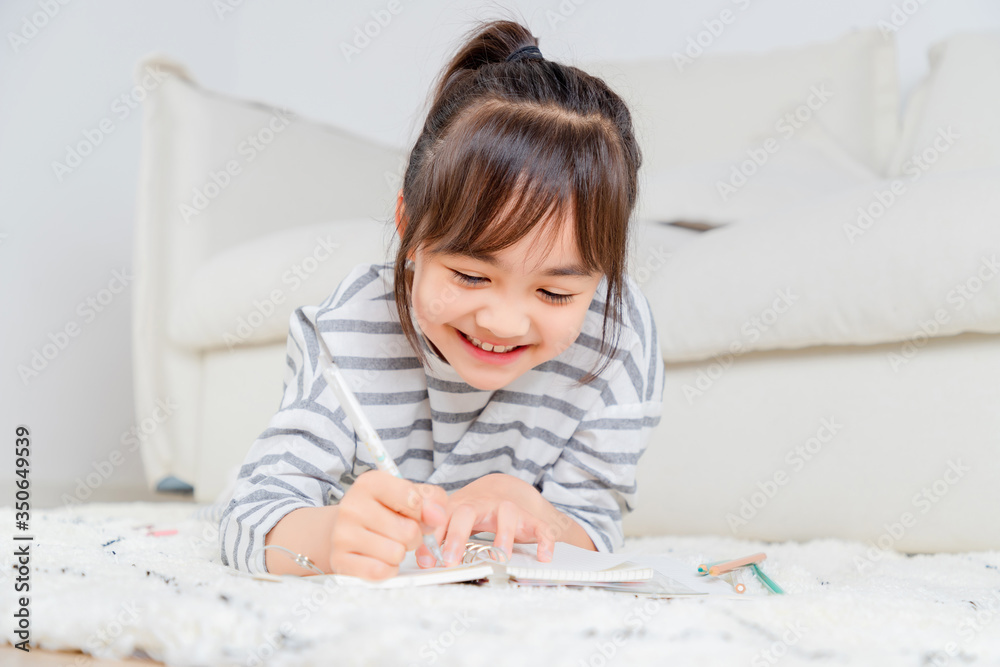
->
[285,539,653,589]
[236,538,741,596]
[291,539,740,596]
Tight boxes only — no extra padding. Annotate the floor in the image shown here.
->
[0,646,162,665]
[11,488,193,663]
[30,484,197,510]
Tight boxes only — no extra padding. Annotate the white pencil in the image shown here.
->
[314,330,445,565]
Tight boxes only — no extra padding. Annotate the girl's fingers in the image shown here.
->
[414,542,437,568]
[363,471,445,526]
[330,551,399,581]
[420,493,448,529]
[416,483,449,527]
[533,519,556,562]
[364,471,420,518]
[352,497,422,548]
[330,525,409,577]
[441,504,477,566]
[493,501,520,560]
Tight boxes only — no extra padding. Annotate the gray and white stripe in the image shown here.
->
[220,262,664,573]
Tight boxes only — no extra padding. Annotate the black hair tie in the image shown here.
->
[506,45,543,63]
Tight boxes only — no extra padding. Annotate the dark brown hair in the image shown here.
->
[393,19,642,385]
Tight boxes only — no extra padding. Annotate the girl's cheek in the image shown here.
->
[411,283,437,328]
[544,314,583,356]
[415,278,462,325]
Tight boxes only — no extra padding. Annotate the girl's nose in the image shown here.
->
[475,304,530,340]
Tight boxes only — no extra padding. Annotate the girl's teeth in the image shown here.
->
[466,334,516,353]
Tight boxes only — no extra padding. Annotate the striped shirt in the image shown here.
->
[220,262,665,573]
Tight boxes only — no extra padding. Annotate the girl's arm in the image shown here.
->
[219,302,351,575]
[264,505,341,575]
[222,266,413,575]
[264,471,448,579]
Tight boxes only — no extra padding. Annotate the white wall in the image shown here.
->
[3,0,999,507]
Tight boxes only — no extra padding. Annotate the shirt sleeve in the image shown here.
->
[539,283,666,553]
[218,300,359,574]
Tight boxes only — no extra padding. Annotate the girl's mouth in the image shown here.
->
[459,330,522,353]
[456,329,529,365]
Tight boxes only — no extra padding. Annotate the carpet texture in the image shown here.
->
[2,502,998,666]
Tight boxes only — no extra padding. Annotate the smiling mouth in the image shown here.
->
[458,330,525,354]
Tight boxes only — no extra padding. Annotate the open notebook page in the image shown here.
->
[301,540,653,589]
[263,539,739,595]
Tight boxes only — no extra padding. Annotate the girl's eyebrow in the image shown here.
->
[460,251,594,278]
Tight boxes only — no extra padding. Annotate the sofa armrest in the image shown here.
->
[131,54,404,491]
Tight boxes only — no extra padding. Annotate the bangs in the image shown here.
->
[412,98,630,271]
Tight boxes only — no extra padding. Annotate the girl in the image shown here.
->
[220,19,664,580]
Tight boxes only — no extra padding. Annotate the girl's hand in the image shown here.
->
[328,470,448,580]
[415,473,585,568]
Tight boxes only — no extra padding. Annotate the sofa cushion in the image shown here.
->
[168,217,708,351]
[168,219,394,350]
[625,330,1000,552]
[588,29,899,215]
[888,32,1000,176]
[641,166,1000,363]
[638,123,879,225]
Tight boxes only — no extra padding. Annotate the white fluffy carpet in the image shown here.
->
[2,502,999,666]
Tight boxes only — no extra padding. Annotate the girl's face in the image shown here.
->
[408,210,602,391]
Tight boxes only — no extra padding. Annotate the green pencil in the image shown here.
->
[750,563,785,594]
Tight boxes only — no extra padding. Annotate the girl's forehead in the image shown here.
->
[439,215,594,278]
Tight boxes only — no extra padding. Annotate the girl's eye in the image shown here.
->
[540,290,573,305]
[451,270,575,305]
[451,270,487,286]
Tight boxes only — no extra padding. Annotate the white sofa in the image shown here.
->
[132,29,1000,552]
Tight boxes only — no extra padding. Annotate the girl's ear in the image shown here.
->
[395,190,417,264]
[395,189,407,238]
